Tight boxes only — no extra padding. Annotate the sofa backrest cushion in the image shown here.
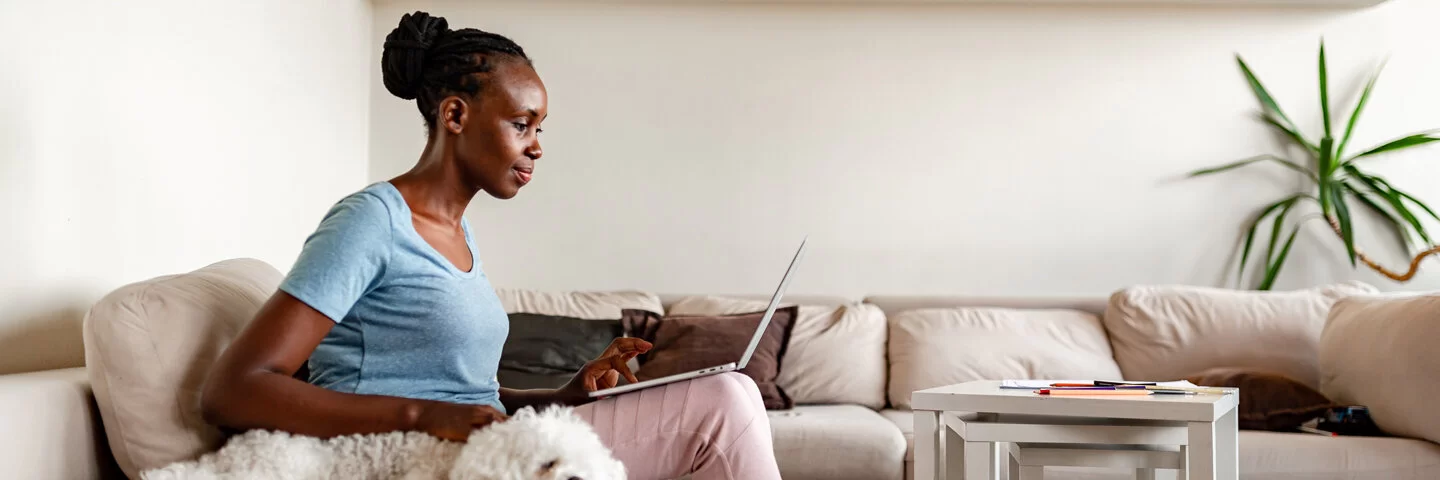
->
[493,289,664,388]
[1320,293,1440,444]
[81,258,282,479]
[886,307,1122,409]
[666,295,889,409]
[1103,282,1376,388]
[495,289,663,318]
[865,295,1108,318]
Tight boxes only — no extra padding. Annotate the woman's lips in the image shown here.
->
[513,166,533,185]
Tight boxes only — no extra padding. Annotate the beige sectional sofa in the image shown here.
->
[4,258,1440,479]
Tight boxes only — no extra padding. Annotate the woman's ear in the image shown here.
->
[438,96,468,134]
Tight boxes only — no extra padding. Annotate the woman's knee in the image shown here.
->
[689,372,765,416]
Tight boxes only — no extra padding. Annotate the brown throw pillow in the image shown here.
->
[635,306,799,410]
[1184,367,1340,431]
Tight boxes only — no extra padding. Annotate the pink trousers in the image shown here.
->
[573,372,782,480]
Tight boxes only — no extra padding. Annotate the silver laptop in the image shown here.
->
[589,236,808,398]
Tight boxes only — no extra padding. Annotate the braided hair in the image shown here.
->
[381,11,532,130]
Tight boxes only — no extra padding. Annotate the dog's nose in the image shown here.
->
[566,477,581,480]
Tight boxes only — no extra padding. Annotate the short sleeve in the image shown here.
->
[279,192,393,323]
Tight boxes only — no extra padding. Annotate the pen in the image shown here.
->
[1038,389,1151,396]
[1144,386,1232,395]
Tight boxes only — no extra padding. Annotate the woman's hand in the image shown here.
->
[412,400,508,442]
[557,337,653,405]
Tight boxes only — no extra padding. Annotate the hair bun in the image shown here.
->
[381,11,449,100]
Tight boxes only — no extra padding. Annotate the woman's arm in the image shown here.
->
[497,387,569,413]
[200,291,503,441]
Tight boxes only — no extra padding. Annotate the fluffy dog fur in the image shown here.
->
[141,406,626,480]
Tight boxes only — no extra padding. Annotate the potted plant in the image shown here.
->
[1190,41,1440,290]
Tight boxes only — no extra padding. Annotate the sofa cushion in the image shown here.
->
[636,306,799,410]
[666,295,888,409]
[886,307,1122,409]
[1240,430,1440,479]
[495,288,663,318]
[495,289,663,389]
[1103,282,1376,388]
[881,409,1440,480]
[498,311,648,390]
[81,258,282,479]
[1320,293,1440,444]
[769,405,907,480]
[1183,367,1339,431]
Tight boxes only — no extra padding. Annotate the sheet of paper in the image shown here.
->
[999,379,1198,389]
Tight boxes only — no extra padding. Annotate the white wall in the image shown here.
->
[370,0,1440,299]
[0,0,373,375]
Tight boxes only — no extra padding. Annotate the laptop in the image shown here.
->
[589,236,808,398]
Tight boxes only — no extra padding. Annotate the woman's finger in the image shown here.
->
[602,370,620,389]
[609,354,639,383]
[606,337,653,356]
[583,365,599,392]
[620,337,652,352]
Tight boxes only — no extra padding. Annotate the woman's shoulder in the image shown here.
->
[304,182,404,245]
[323,182,401,224]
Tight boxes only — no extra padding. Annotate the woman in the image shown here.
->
[200,11,782,480]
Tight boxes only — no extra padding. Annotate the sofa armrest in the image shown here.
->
[0,367,124,479]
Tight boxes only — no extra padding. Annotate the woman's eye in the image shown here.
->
[512,122,528,132]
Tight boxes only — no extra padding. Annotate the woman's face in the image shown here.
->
[447,60,547,200]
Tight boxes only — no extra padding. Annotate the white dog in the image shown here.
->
[142,406,627,480]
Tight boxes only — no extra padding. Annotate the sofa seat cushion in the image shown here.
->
[769,405,906,480]
[880,409,918,462]
[1241,431,1440,479]
[883,409,1440,480]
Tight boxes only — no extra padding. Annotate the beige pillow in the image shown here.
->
[495,289,662,318]
[1320,293,1440,443]
[1103,282,1376,388]
[666,296,888,409]
[82,258,282,479]
[887,307,1123,409]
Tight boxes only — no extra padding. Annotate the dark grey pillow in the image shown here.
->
[497,312,626,390]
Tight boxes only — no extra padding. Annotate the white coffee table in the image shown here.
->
[912,380,1239,480]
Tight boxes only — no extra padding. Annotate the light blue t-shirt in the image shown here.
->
[279,181,510,413]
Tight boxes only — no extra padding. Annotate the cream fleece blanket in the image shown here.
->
[140,406,626,480]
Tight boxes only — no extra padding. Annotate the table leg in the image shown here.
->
[915,410,941,480]
[945,419,967,479]
[964,440,997,480]
[1187,420,1216,480]
[1216,408,1239,480]
[1007,445,1020,480]
[1135,468,1156,480]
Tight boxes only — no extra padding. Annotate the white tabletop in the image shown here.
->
[911,380,1238,422]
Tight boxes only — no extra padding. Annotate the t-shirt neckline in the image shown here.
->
[378,181,479,278]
